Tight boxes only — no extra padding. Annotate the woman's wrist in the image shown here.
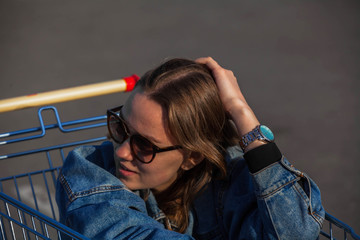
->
[228,104,259,135]
[228,103,268,152]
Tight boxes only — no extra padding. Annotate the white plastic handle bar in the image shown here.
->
[0,75,139,113]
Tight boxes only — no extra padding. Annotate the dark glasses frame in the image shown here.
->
[107,105,182,164]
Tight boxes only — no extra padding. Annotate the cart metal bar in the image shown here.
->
[0,74,139,113]
[323,213,360,240]
[0,167,60,182]
[0,192,89,240]
[0,106,107,146]
[41,171,56,220]
[0,115,106,138]
[0,136,107,160]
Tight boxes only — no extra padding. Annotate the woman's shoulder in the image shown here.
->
[66,141,115,172]
[58,141,129,203]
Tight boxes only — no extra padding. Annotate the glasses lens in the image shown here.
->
[108,114,127,143]
[131,135,155,162]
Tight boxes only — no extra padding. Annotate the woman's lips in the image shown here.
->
[118,163,138,176]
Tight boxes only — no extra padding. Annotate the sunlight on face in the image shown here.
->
[113,87,187,192]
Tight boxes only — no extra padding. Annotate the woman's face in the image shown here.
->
[113,87,190,192]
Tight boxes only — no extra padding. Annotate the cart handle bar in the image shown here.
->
[0,74,140,113]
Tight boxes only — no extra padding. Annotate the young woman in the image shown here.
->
[56,57,324,239]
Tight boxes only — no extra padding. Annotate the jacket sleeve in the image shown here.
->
[57,181,194,240]
[222,155,325,240]
[56,145,194,240]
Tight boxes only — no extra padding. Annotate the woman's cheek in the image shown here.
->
[139,164,179,190]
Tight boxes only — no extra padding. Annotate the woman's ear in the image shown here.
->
[181,152,204,171]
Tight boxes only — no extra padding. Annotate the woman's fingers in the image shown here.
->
[196,57,222,72]
[196,57,247,112]
[196,57,261,146]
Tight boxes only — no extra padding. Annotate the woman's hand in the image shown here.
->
[196,57,265,151]
[196,57,247,115]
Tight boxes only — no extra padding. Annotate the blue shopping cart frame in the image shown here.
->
[0,106,359,240]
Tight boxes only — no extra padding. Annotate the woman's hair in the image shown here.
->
[136,58,239,233]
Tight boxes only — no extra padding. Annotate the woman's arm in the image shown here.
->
[196,57,325,239]
[196,57,265,152]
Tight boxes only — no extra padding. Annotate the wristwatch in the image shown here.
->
[239,125,275,151]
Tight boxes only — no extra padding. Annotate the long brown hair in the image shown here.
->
[136,58,239,233]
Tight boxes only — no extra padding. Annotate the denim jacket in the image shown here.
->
[56,141,324,239]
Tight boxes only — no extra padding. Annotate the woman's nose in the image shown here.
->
[115,140,133,161]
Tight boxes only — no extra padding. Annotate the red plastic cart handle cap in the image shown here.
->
[124,74,140,92]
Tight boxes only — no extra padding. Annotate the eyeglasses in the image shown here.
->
[107,106,182,164]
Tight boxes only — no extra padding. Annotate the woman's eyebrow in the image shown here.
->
[120,108,163,145]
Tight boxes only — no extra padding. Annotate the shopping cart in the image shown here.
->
[1,79,359,239]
